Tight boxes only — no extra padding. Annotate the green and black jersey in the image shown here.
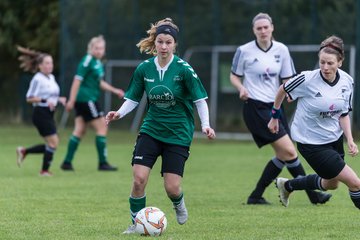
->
[75,54,104,102]
[125,55,208,146]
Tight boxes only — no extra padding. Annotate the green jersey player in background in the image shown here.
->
[105,18,216,234]
[61,35,124,171]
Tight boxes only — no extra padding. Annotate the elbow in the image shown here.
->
[26,96,34,103]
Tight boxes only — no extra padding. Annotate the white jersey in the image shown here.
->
[26,72,60,107]
[231,40,296,103]
[284,69,353,144]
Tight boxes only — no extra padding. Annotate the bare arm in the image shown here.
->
[230,72,248,100]
[281,77,291,84]
[339,115,358,157]
[26,96,44,104]
[65,77,81,112]
[27,96,66,111]
[100,80,124,98]
[268,84,287,134]
[273,84,287,109]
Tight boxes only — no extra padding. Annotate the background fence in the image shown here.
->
[9,0,360,133]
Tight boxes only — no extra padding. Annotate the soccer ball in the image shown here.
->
[134,206,167,236]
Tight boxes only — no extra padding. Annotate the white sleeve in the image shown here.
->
[26,78,40,98]
[116,99,139,118]
[230,46,244,76]
[194,99,210,129]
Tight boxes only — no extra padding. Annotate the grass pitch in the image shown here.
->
[1,125,359,239]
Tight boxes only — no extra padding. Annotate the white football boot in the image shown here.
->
[173,198,188,225]
[122,224,136,234]
[16,146,26,167]
[275,177,290,207]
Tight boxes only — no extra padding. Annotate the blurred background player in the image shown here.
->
[269,35,360,209]
[16,46,67,176]
[230,12,331,205]
[105,17,216,234]
[60,35,124,171]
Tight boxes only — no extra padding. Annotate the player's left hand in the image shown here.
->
[58,97,67,106]
[115,89,125,99]
[348,141,359,157]
[48,102,55,111]
[202,127,216,140]
[268,118,279,134]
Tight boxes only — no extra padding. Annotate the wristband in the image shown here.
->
[41,99,47,103]
[271,107,281,119]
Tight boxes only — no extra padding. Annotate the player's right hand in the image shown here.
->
[239,86,249,100]
[268,118,279,134]
[65,101,74,112]
[105,111,120,125]
[348,141,359,157]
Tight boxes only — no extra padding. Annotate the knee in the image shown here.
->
[287,149,298,160]
[48,143,58,149]
[133,175,147,192]
[73,125,86,137]
[73,130,85,138]
[97,125,108,135]
[164,181,181,198]
[47,137,59,149]
[278,147,297,160]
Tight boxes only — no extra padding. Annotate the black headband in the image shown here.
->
[156,25,178,42]
[319,43,343,55]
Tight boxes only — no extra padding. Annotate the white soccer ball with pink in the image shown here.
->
[134,206,167,236]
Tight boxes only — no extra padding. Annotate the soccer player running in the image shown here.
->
[269,35,360,209]
[105,18,216,234]
[60,35,124,171]
[16,46,66,176]
[230,12,331,205]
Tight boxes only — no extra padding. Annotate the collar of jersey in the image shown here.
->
[320,70,340,87]
[255,40,273,53]
[154,55,174,72]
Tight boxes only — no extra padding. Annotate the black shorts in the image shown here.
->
[131,133,190,177]
[297,135,345,179]
[75,101,104,122]
[243,98,290,148]
[32,106,57,137]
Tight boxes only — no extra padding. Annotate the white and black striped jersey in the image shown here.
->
[26,72,60,107]
[231,40,296,103]
[284,69,353,144]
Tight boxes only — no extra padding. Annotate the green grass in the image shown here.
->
[1,125,359,239]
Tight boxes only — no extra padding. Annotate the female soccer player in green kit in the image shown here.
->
[105,18,216,234]
[61,35,124,171]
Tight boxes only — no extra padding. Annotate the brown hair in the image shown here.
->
[252,12,272,26]
[136,17,179,56]
[319,35,345,61]
[17,46,50,73]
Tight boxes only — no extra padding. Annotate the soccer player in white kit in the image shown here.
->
[16,47,66,176]
[269,35,360,209]
[230,12,331,205]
